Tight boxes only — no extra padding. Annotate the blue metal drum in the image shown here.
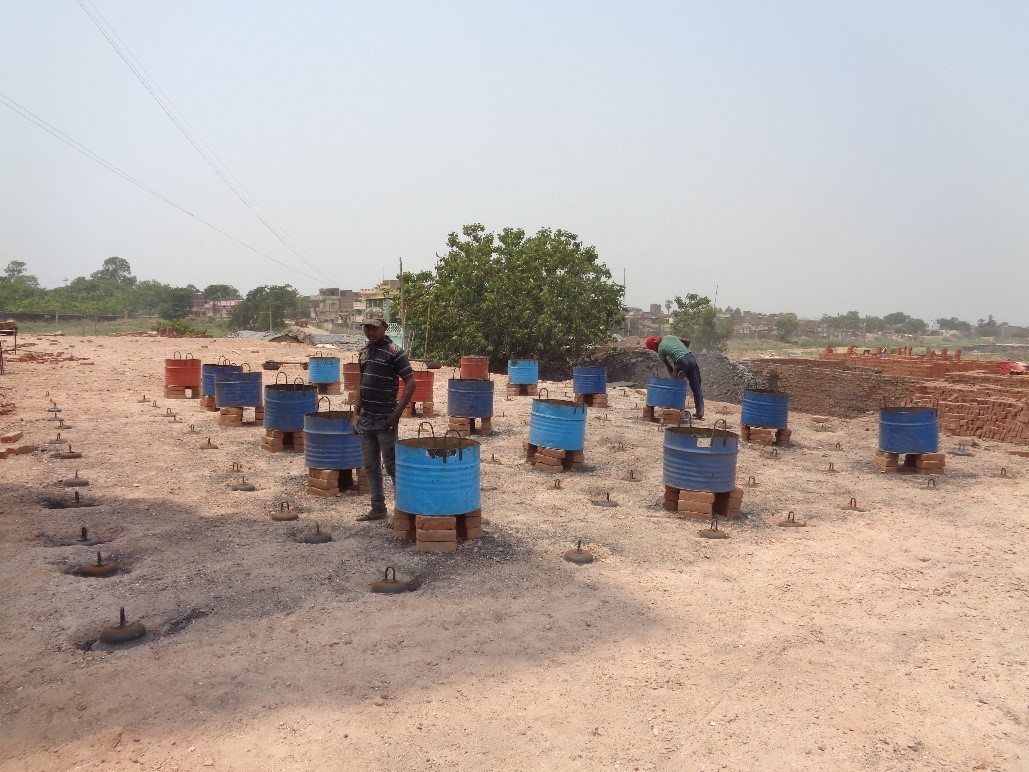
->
[573,366,607,396]
[528,397,587,452]
[663,426,739,493]
[448,378,494,418]
[508,359,539,385]
[215,370,263,408]
[647,377,687,409]
[396,435,481,516]
[307,356,341,384]
[879,406,939,454]
[201,363,242,397]
[741,388,790,429]
[304,410,363,470]
[264,382,319,432]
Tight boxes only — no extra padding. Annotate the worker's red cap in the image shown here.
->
[645,336,660,351]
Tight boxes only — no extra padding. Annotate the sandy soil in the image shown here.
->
[1,334,1027,772]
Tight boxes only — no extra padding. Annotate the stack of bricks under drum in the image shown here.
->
[875,451,945,474]
[524,442,584,472]
[741,425,792,446]
[663,485,743,519]
[401,400,434,418]
[218,406,264,427]
[306,467,368,497]
[261,429,305,453]
[315,382,342,396]
[200,395,218,411]
[574,393,609,407]
[393,511,483,552]
[447,415,492,437]
[164,385,195,399]
[506,383,535,397]
[643,406,685,425]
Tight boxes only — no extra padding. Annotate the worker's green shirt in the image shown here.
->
[657,336,689,364]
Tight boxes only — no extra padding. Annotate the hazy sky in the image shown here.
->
[2,2,1027,324]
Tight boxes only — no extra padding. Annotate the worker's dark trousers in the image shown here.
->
[673,353,704,417]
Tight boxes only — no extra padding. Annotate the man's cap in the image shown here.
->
[360,308,387,326]
[645,336,660,351]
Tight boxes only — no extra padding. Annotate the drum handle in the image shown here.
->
[318,395,331,412]
[537,387,549,399]
[441,429,463,461]
[417,421,435,438]
[275,372,288,384]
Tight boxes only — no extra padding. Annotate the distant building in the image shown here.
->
[190,296,242,320]
[309,288,357,327]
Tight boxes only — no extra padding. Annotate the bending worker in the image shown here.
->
[645,335,704,419]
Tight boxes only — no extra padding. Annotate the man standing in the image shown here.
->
[351,308,416,522]
[645,335,704,419]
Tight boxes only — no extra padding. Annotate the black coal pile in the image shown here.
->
[695,353,761,404]
[541,348,760,404]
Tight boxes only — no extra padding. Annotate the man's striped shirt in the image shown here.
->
[358,336,414,416]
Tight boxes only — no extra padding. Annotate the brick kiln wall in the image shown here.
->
[744,359,914,418]
[743,358,1029,446]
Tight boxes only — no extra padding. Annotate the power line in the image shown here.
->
[0,91,323,284]
[77,0,341,287]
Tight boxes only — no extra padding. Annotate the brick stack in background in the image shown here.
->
[0,430,35,460]
[218,406,264,427]
[447,415,492,437]
[164,385,188,399]
[305,467,367,497]
[401,400,434,418]
[907,374,1029,446]
[741,425,792,446]
[506,383,535,397]
[642,406,685,425]
[200,395,218,411]
[315,382,342,396]
[524,442,584,472]
[574,393,609,407]
[818,346,988,379]
[662,485,743,519]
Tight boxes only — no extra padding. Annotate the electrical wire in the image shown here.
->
[0,90,323,284]
[77,0,341,287]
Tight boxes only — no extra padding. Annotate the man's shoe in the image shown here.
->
[693,413,704,420]
[356,509,387,522]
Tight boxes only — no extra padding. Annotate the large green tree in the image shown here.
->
[774,312,799,340]
[397,224,624,367]
[203,284,241,301]
[230,285,302,330]
[670,293,732,352]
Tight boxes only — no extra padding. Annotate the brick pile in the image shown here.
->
[574,393,609,407]
[875,451,946,474]
[0,430,34,459]
[524,442,585,472]
[506,383,536,397]
[907,374,1029,445]
[820,346,993,379]
[306,467,367,497]
[393,511,483,552]
[741,426,792,446]
[261,429,305,453]
[218,406,264,427]
[642,406,686,425]
[447,415,492,436]
[662,485,743,519]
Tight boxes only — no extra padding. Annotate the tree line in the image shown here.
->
[0,257,304,330]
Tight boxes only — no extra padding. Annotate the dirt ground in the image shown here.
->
[1,334,1027,772]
